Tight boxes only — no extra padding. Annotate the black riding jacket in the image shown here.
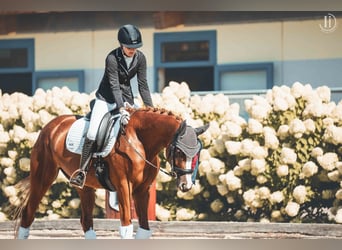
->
[96,47,153,109]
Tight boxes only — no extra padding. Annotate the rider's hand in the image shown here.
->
[120,108,130,126]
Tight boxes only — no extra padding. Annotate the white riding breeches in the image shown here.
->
[87,98,117,140]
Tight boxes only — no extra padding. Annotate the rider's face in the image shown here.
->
[122,46,137,57]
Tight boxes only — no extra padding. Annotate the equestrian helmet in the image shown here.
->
[118,24,143,48]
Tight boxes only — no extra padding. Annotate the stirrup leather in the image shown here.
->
[70,169,86,189]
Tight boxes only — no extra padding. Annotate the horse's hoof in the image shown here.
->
[135,227,152,239]
[119,224,133,239]
[84,228,97,239]
[17,226,30,239]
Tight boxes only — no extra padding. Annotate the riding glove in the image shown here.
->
[120,109,130,126]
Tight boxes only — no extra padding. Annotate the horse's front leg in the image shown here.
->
[133,184,153,239]
[76,186,96,239]
[116,181,134,239]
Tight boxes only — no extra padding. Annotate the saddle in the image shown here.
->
[66,102,121,191]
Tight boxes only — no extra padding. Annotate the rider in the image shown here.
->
[70,24,154,189]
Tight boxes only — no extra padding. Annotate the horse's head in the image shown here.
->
[166,121,209,192]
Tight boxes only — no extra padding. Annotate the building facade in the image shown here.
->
[0,12,341,101]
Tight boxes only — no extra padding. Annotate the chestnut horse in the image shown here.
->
[14,107,208,239]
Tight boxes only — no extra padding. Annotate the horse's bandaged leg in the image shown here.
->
[17,226,30,239]
[84,227,97,239]
[135,227,152,239]
[119,224,133,239]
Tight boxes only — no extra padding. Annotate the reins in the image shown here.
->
[120,131,177,178]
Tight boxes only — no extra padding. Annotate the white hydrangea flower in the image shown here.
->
[156,204,171,221]
[198,160,211,176]
[280,147,297,165]
[223,121,242,138]
[269,191,284,204]
[317,152,338,171]
[3,185,17,197]
[277,125,289,140]
[10,125,27,143]
[285,201,300,217]
[256,175,268,184]
[327,170,340,182]
[273,97,289,111]
[323,125,342,145]
[224,140,241,155]
[303,101,324,117]
[264,130,279,149]
[301,161,318,178]
[243,189,256,206]
[334,208,342,224]
[217,184,229,196]
[210,199,224,213]
[238,158,251,171]
[95,189,106,209]
[289,118,306,138]
[19,157,30,172]
[257,187,271,200]
[0,212,7,222]
[3,164,15,174]
[247,118,263,134]
[303,119,316,134]
[291,82,306,98]
[251,146,268,159]
[251,159,266,176]
[223,170,242,191]
[176,207,196,220]
[240,139,259,156]
[335,189,342,200]
[199,148,211,162]
[276,164,289,177]
[311,147,324,158]
[68,198,81,209]
[293,185,307,204]
[52,200,62,209]
[316,85,331,103]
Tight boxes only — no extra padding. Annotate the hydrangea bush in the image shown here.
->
[154,81,342,223]
[0,82,341,224]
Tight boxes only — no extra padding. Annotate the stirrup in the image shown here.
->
[70,169,86,189]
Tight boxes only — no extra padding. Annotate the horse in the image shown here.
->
[14,107,209,239]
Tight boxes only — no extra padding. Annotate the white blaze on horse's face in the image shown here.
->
[178,156,194,192]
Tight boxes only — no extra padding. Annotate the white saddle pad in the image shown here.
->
[65,117,121,158]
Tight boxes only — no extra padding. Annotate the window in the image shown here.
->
[154,30,216,92]
[217,63,273,91]
[0,39,34,95]
[35,71,85,92]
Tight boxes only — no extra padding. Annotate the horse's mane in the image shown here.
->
[127,106,183,122]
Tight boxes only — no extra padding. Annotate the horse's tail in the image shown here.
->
[12,177,31,238]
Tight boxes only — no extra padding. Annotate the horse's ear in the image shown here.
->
[195,123,209,136]
[178,120,187,135]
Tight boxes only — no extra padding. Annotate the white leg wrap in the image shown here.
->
[119,224,133,239]
[84,227,97,239]
[17,226,30,239]
[135,227,152,239]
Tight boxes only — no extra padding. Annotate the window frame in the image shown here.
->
[0,38,35,74]
[34,70,85,92]
[215,62,274,90]
[154,30,217,91]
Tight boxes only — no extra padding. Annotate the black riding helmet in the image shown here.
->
[118,24,143,48]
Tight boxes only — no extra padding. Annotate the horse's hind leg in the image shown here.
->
[18,148,59,238]
[76,186,96,239]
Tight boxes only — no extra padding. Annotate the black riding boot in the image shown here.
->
[70,138,95,188]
